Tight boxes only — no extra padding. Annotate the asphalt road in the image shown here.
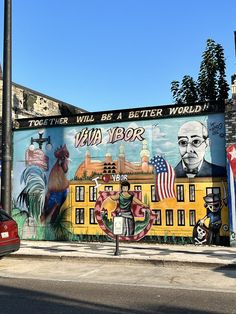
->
[0,258,236,313]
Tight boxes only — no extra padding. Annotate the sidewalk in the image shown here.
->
[9,240,236,268]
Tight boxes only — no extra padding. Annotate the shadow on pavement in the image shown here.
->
[0,279,229,314]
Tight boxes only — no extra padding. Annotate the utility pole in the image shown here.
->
[1,0,12,215]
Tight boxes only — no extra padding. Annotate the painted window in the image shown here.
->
[206,187,221,196]
[75,186,85,202]
[152,209,161,225]
[89,186,97,202]
[89,208,97,224]
[105,186,113,191]
[166,209,173,226]
[189,210,196,226]
[189,184,195,202]
[176,185,184,202]
[151,185,158,201]
[75,208,84,224]
[177,210,185,226]
[134,185,142,191]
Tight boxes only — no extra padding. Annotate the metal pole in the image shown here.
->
[114,235,120,256]
[1,0,12,215]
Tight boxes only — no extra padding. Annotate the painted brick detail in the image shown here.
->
[225,101,236,146]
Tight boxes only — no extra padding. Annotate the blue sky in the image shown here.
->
[0,0,236,112]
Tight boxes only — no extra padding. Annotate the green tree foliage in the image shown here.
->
[171,39,229,104]
[171,76,198,104]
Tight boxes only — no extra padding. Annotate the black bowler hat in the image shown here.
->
[203,193,221,204]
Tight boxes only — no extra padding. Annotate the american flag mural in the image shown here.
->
[226,144,236,235]
[150,155,176,201]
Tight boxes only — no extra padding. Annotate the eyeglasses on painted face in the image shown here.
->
[205,202,221,211]
[178,137,208,148]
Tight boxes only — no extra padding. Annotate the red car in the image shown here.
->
[0,208,20,257]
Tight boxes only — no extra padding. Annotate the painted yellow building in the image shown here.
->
[66,176,229,239]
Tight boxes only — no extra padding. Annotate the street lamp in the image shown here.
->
[30,129,52,150]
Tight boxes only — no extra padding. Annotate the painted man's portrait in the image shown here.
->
[174,121,226,178]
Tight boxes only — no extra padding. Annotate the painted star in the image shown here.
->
[229,147,236,160]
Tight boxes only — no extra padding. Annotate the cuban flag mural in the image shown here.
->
[226,144,236,244]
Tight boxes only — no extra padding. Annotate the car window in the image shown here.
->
[0,210,12,222]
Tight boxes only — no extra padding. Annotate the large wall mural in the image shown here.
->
[12,104,229,244]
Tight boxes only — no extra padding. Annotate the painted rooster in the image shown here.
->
[18,144,70,225]
[41,144,70,223]
[17,165,47,221]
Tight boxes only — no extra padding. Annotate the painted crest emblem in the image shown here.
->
[95,191,155,241]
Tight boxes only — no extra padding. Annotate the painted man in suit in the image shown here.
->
[174,121,226,178]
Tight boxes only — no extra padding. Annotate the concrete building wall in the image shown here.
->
[225,77,236,246]
[0,64,85,119]
[0,79,85,119]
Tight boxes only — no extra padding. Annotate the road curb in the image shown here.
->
[7,253,236,269]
